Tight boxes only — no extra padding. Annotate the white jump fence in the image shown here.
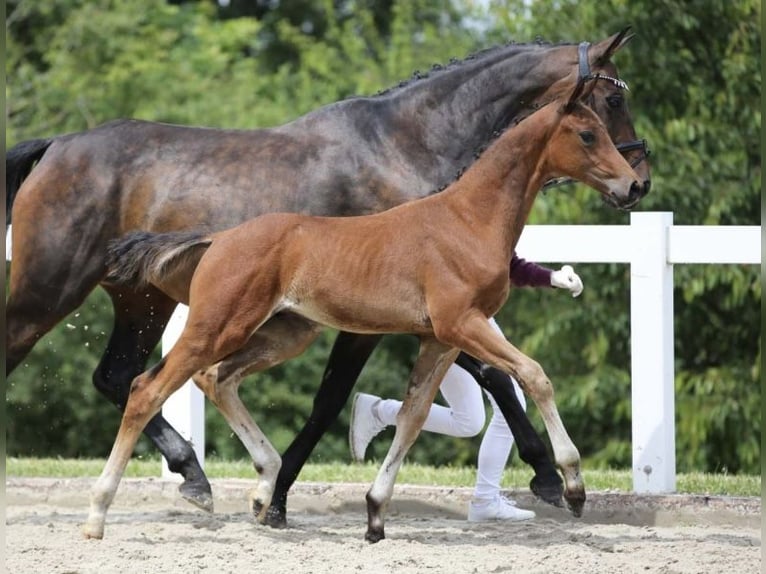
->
[8,212,760,493]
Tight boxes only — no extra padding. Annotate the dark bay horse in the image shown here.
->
[6,30,650,523]
[89,75,648,542]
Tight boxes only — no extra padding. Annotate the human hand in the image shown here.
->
[550,265,583,297]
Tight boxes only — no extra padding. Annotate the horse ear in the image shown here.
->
[590,27,635,65]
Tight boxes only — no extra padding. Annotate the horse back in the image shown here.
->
[11,108,413,241]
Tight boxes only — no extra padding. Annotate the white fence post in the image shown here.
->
[161,304,205,479]
[630,212,676,492]
[6,226,12,261]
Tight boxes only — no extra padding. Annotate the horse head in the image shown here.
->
[537,28,652,197]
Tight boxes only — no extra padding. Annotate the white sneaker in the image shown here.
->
[467,495,536,522]
[349,393,387,462]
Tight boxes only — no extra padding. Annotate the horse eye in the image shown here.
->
[606,94,623,109]
[579,130,595,145]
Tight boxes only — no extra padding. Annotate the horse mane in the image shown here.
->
[371,36,575,98]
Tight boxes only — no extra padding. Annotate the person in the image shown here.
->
[348,254,583,522]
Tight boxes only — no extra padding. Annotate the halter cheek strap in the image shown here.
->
[578,42,592,80]
[578,41,629,90]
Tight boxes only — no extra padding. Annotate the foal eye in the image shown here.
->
[606,94,623,109]
[579,130,595,145]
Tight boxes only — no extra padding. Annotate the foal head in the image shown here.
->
[539,77,650,210]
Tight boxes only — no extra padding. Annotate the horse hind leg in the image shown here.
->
[6,257,101,375]
[365,338,458,543]
[266,331,383,529]
[97,286,213,512]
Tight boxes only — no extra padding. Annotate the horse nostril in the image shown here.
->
[643,180,651,195]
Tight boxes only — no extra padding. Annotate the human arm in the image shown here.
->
[510,254,583,297]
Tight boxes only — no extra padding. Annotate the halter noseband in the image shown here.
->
[542,42,650,192]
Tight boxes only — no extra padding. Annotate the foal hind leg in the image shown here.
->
[193,369,283,524]
[84,287,282,538]
[266,331,383,528]
[83,336,217,539]
[365,338,458,543]
[97,286,212,511]
[191,313,323,523]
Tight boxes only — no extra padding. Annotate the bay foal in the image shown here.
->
[89,77,647,541]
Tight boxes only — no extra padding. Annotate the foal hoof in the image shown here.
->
[179,481,215,513]
[81,522,104,540]
[253,500,288,529]
[564,490,586,518]
[529,475,565,508]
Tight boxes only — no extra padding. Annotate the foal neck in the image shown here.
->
[442,105,560,253]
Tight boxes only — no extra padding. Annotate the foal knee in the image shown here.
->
[516,360,553,403]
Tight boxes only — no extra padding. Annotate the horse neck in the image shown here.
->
[441,107,558,256]
[386,44,573,174]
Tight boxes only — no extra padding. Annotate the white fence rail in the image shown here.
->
[9,213,760,492]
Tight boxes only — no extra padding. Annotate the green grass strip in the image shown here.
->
[6,457,760,497]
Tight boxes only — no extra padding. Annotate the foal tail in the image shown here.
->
[6,138,54,226]
[106,230,212,290]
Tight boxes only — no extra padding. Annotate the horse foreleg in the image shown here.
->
[437,313,585,517]
[266,331,383,528]
[455,352,564,507]
[365,338,458,543]
[98,286,212,512]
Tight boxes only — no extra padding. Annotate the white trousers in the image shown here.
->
[375,318,527,501]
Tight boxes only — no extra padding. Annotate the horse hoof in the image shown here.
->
[529,476,565,508]
[257,503,288,529]
[364,528,385,543]
[179,481,214,513]
[252,499,287,528]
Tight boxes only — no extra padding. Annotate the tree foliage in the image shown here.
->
[6,0,760,474]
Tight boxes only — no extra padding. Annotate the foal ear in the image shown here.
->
[563,75,591,113]
[590,27,635,65]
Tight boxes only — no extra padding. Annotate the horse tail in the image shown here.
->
[6,138,54,226]
[105,230,212,289]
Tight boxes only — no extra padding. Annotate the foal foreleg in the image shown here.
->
[365,338,458,543]
[438,313,585,517]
